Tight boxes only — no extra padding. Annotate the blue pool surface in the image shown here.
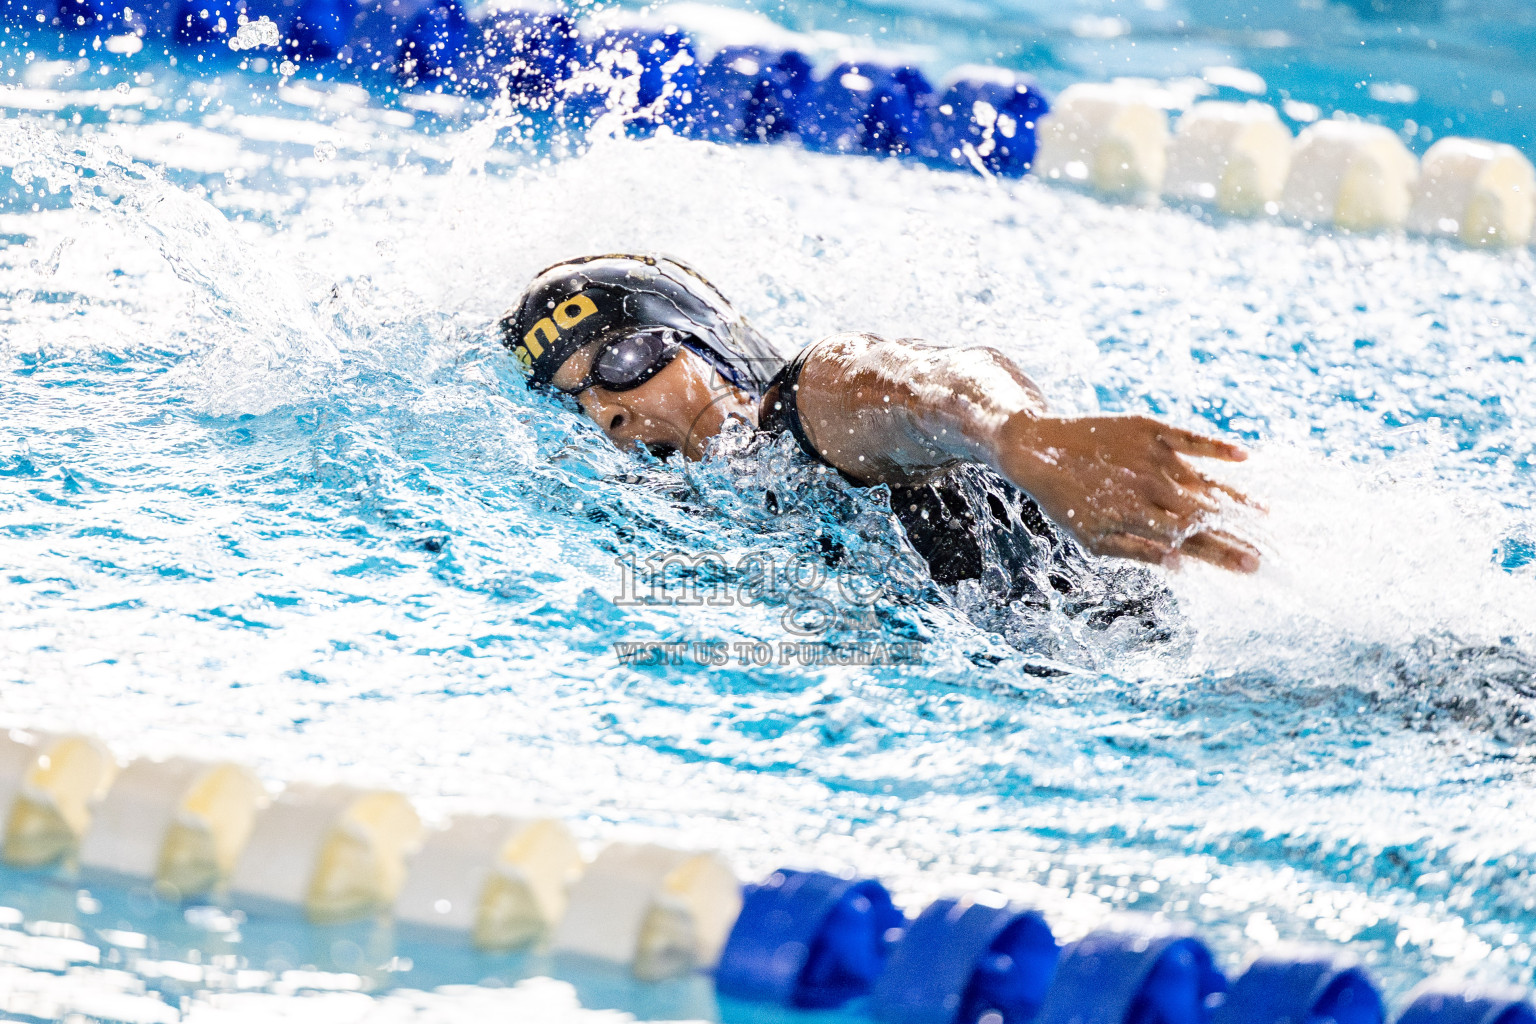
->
[1,0,1536,1020]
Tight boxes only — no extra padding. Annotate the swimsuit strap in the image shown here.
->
[759,340,828,466]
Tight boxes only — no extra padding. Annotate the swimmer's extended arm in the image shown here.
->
[789,333,1261,574]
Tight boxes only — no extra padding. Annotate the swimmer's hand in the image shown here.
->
[989,412,1261,573]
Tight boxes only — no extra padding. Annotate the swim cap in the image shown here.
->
[500,253,787,395]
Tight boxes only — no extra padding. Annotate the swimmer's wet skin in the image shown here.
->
[500,253,1261,589]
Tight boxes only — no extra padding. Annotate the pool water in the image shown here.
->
[2,0,1536,1020]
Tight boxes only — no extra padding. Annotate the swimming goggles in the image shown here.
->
[555,326,685,396]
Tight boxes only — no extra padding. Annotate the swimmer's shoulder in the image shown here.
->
[760,333,867,451]
[761,331,892,399]
[759,332,934,460]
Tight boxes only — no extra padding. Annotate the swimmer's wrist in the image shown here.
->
[980,408,1052,485]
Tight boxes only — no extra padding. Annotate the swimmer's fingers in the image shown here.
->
[1154,425,1248,463]
[1179,529,1262,574]
[1087,531,1176,567]
[1089,528,1261,574]
[1075,478,1190,540]
[1206,477,1266,512]
[1183,470,1266,513]
[1108,500,1187,542]
[1158,457,1266,513]
[1147,473,1219,520]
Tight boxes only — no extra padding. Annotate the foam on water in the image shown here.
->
[1,61,1535,1021]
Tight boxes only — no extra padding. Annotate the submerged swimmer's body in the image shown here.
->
[502,254,1260,612]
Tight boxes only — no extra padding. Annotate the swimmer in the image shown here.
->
[502,253,1259,611]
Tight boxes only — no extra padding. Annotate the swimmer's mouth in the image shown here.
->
[643,442,678,461]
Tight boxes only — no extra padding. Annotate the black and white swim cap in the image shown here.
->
[500,253,786,395]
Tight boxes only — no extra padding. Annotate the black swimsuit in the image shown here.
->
[758,339,1172,629]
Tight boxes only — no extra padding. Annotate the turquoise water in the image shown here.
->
[2,0,1536,1021]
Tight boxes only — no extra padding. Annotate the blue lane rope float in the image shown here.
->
[345,0,460,79]
[870,896,1059,1024]
[282,0,350,64]
[693,44,813,143]
[715,868,905,1008]
[1397,991,1536,1024]
[1035,926,1227,1024]
[172,0,230,47]
[55,0,124,32]
[1214,951,1384,1024]
[481,5,576,105]
[581,22,698,132]
[801,59,937,158]
[400,0,473,83]
[933,69,1049,176]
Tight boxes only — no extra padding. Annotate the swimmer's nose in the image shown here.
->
[576,392,625,434]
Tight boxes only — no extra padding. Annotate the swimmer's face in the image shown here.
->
[550,343,758,461]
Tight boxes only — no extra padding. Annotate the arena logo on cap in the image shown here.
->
[515,292,599,370]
